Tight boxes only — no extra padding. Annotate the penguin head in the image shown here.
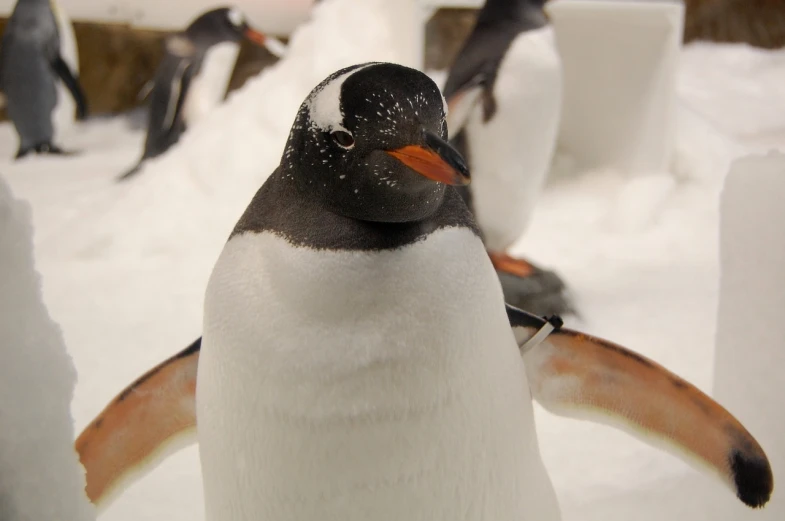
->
[479,0,549,24]
[185,7,270,49]
[281,63,470,224]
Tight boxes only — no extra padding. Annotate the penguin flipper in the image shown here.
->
[506,305,773,509]
[164,62,195,136]
[142,59,194,161]
[137,80,154,102]
[50,54,88,120]
[75,338,201,509]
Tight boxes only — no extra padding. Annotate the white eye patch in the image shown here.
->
[227,8,245,27]
[306,64,375,132]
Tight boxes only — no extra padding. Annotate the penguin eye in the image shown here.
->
[331,130,355,149]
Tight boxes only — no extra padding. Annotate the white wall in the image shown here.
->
[0,0,314,35]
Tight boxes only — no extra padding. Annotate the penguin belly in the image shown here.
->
[197,227,561,521]
[2,42,58,150]
[465,27,562,252]
[182,43,239,127]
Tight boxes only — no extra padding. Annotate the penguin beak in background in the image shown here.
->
[243,28,287,58]
[385,131,471,186]
[243,27,268,46]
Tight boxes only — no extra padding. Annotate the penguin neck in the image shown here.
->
[230,168,480,252]
[477,0,547,26]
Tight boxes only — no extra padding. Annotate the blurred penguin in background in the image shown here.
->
[119,7,286,181]
[443,0,567,316]
[0,0,88,159]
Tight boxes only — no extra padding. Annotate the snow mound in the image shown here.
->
[679,44,785,141]
[0,178,94,521]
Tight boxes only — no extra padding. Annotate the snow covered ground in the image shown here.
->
[0,0,783,519]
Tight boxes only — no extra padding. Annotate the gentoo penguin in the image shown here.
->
[0,0,88,159]
[75,63,772,519]
[443,0,565,315]
[119,7,286,181]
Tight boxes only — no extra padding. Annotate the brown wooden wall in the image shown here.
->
[0,18,281,120]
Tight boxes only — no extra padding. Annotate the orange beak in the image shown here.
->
[385,131,470,186]
[244,28,267,46]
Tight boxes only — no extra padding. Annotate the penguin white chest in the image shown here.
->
[182,42,240,126]
[197,227,560,521]
[466,27,563,251]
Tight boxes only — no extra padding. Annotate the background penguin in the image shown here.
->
[74,63,771,519]
[0,0,88,159]
[119,7,286,181]
[442,0,565,316]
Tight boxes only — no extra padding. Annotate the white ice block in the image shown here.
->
[0,179,95,520]
[711,151,785,520]
[547,0,684,173]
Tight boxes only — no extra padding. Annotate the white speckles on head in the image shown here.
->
[306,64,374,132]
[227,7,245,27]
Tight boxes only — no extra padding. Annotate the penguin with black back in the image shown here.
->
[75,63,772,520]
[443,0,567,316]
[0,0,88,159]
[118,7,286,181]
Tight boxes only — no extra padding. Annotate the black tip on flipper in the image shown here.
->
[731,450,774,508]
[76,102,89,121]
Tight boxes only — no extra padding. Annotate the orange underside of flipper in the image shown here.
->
[521,327,773,508]
[75,340,201,506]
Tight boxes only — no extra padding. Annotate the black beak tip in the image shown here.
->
[424,130,470,182]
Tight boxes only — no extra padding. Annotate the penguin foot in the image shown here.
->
[16,143,77,158]
[489,252,575,317]
[34,143,75,156]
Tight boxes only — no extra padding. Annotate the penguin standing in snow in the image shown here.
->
[0,0,88,159]
[75,63,771,520]
[443,0,565,315]
[119,7,286,181]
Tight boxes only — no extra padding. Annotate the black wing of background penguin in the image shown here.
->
[118,7,283,182]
